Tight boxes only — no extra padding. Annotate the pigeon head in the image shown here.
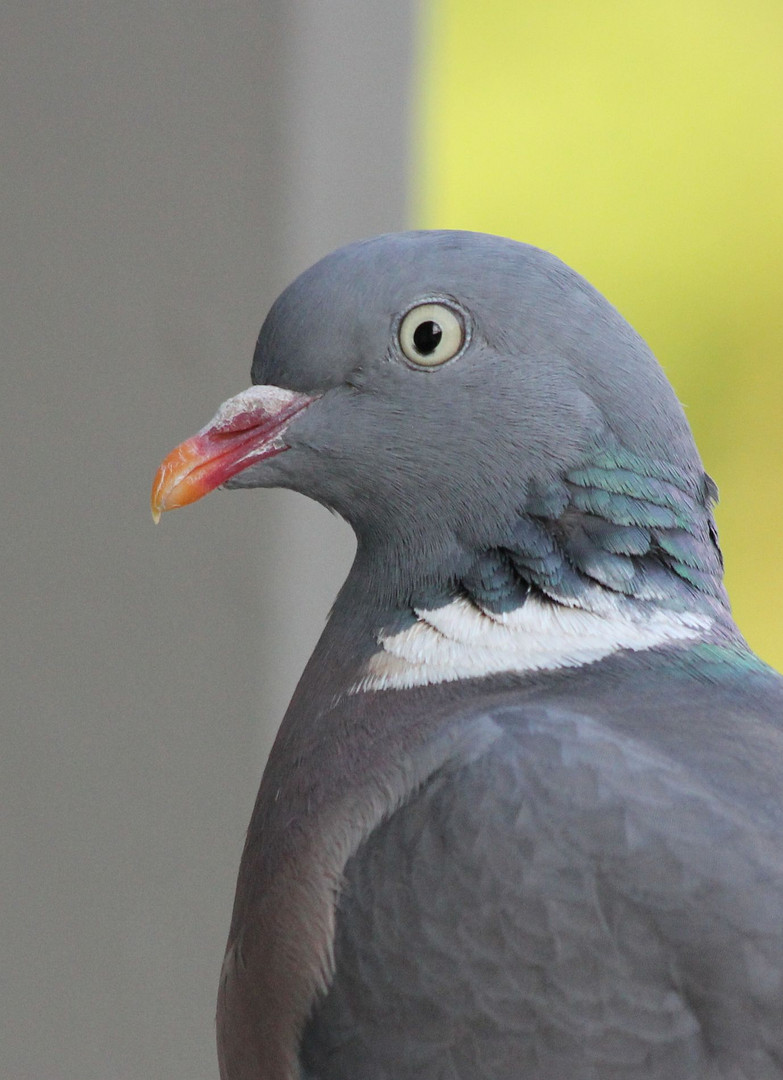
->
[152,231,726,614]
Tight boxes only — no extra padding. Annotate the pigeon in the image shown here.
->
[151,231,783,1080]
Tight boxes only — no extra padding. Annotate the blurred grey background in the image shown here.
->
[3,3,413,1076]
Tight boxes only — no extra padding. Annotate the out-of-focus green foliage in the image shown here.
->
[413,0,783,667]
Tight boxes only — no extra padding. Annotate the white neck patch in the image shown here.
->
[352,593,712,693]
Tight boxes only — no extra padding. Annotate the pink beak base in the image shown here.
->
[151,385,316,522]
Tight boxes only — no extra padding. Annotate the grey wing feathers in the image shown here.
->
[301,706,783,1080]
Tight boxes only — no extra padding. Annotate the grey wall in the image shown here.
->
[3,3,414,1076]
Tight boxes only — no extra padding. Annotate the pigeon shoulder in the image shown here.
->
[302,672,783,1079]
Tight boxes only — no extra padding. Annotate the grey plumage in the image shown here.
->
[301,659,783,1080]
[152,231,783,1079]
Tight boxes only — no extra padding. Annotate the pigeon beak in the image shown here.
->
[151,385,317,522]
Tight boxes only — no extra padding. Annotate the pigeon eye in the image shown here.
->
[398,303,465,368]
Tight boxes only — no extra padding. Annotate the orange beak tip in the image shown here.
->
[150,440,205,523]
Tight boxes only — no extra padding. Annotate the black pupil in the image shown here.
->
[413,320,442,355]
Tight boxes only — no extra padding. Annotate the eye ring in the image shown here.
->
[397,301,467,368]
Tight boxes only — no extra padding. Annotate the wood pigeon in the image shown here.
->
[152,231,783,1080]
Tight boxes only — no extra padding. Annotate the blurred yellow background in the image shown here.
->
[414,0,783,667]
